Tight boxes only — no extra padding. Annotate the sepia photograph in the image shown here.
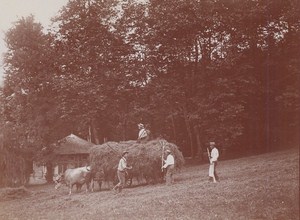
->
[0,0,299,219]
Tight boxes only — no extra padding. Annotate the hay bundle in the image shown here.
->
[89,139,184,185]
[0,186,31,201]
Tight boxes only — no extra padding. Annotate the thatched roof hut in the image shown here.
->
[89,139,184,185]
[53,134,94,155]
[53,134,95,172]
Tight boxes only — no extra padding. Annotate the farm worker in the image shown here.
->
[208,142,219,183]
[113,151,132,193]
[137,123,149,142]
[162,149,175,185]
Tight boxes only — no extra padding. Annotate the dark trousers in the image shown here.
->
[214,162,219,181]
[166,164,175,185]
[113,170,126,192]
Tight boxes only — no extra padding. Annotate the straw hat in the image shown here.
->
[122,151,129,156]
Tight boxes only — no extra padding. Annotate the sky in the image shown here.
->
[0,0,69,86]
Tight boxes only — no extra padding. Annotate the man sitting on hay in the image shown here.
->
[137,123,150,142]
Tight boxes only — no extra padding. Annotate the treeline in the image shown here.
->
[0,0,299,186]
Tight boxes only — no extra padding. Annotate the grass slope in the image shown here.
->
[0,148,298,220]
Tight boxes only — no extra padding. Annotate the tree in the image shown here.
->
[1,0,299,188]
[50,0,135,142]
[2,16,61,184]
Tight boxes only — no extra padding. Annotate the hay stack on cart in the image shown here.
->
[89,139,184,186]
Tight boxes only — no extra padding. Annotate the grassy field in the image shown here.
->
[0,148,299,220]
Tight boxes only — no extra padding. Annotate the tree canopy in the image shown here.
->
[0,0,299,186]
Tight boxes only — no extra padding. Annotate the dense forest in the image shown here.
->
[0,0,299,186]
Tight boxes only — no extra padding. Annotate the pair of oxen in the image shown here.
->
[54,166,132,195]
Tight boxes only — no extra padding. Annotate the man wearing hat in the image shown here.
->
[162,149,175,185]
[208,142,219,183]
[137,123,149,142]
[113,151,132,193]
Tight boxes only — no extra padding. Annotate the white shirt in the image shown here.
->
[210,147,219,162]
[163,154,175,168]
[138,128,148,139]
[117,157,127,171]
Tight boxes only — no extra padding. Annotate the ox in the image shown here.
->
[54,166,91,195]
[88,170,104,192]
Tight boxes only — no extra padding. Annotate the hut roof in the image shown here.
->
[53,134,95,155]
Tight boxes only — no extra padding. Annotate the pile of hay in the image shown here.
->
[0,186,31,201]
[89,139,184,185]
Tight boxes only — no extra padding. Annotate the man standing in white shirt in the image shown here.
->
[208,142,219,183]
[162,149,175,185]
[113,151,132,193]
